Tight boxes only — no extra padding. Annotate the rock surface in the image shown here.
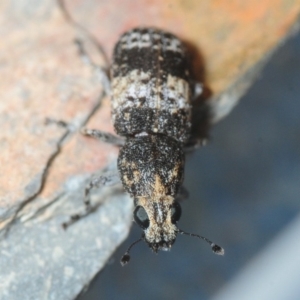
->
[0,0,299,299]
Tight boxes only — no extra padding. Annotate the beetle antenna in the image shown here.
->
[178,229,225,255]
[120,237,144,266]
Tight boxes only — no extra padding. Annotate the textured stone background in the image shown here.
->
[0,0,299,299]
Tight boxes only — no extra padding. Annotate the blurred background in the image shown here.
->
[1,1,300,299]
[78,28,300,300]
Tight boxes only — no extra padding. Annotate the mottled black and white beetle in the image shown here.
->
[63,27,224,265]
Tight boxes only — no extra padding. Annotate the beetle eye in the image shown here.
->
[171,201,182,224]
[133,206,150,229]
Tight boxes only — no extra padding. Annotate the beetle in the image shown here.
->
[70,27,224,265]
[58,25,224,265]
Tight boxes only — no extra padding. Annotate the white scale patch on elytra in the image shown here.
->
[120,31,183,53]
[111,70,190,113]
